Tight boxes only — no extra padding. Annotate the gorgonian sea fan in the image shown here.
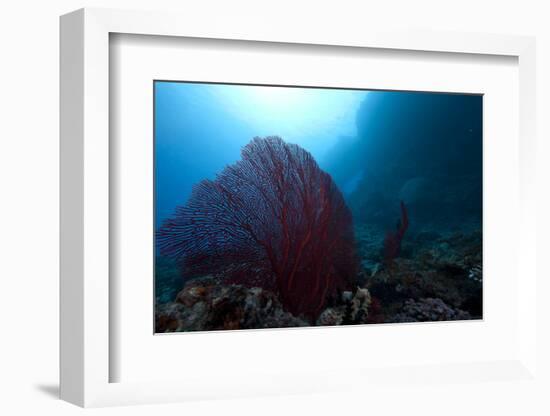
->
[157,136,358,320]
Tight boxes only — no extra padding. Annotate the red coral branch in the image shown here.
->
[383,200,409,264]
[157,136,358,320]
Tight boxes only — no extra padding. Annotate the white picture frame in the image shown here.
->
[60,7,538,408]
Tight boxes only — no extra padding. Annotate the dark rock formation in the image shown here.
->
[323,92,482,232]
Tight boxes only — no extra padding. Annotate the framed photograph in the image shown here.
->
[60,8,538,407]
[153,81,483,333]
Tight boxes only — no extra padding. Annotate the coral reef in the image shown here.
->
[156,276,373,332]
[153,89,483,333]
[155,211,482,332]
[358,226,482,321]
[157,136,358,320]
[156,276,308,332]
[391,298,471,322]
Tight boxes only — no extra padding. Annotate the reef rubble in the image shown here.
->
[156,276,309,332]
[156,276,374,332]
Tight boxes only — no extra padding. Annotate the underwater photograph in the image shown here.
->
[154,81,483,333]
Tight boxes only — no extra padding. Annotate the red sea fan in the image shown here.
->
[383,200,409,264]
[157,136,358,320]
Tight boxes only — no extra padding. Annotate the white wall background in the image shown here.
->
[0,0,548,415]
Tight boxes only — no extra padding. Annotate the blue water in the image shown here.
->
[155,82,368,228]
[155,81,482,234]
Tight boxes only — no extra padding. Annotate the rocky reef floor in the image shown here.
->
[155,226,482,333]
